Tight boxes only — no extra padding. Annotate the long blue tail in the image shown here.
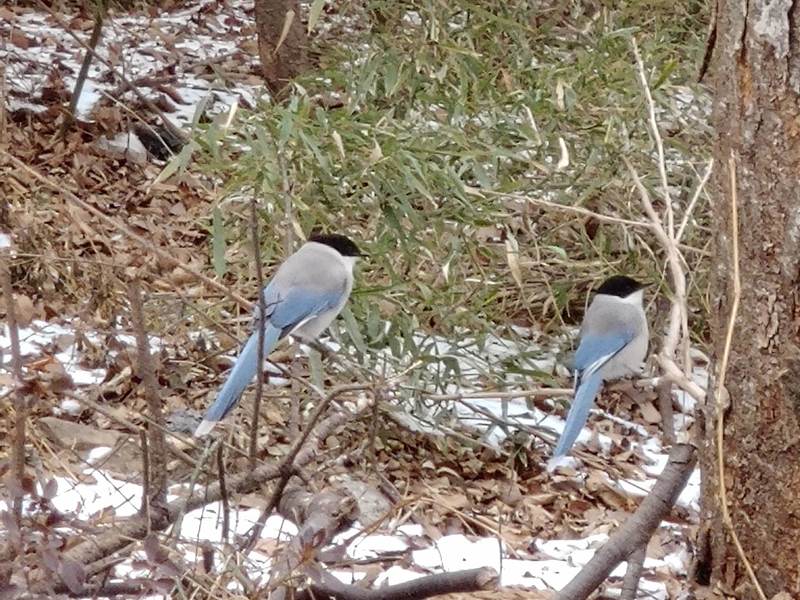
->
[552,370,604,457]
[195,323,282,436]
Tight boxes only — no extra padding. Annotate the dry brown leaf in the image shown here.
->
[39,417,124,450]
[12,293,35,327]
[10,30,35,49]
[639,399,662,424]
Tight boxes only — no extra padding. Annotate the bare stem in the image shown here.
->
[715,154,766,599]
[249,194,267,468]
[0,247,26,521]
[216,443,231,543]
[35,0,186,143]
[60,0,106,135]
[620,544,646,600]
[128,279,167,506]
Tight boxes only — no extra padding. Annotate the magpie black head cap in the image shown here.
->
[595,275,647,298]
[308,233,364,257]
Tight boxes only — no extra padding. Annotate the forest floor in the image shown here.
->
[1,0,711,598]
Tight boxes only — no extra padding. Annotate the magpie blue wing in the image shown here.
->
[263,282,347,335]
[574,330,634,382]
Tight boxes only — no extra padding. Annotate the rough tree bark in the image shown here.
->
[700,2,800,597]
[254,0,309,95]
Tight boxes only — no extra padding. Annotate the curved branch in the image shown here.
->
[554,443,696,600]
[298,567,498,600]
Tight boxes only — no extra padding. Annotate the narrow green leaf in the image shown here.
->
[340,306,367,356]
[307,0,325,33]
[152,141,195,186]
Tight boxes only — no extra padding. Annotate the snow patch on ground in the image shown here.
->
[1,317,698,597]
[1,0,266,157]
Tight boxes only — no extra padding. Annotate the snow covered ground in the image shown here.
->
[1,315,699,599]
[2,0,264,158]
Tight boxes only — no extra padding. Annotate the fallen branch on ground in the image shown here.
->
[267,485,357,599]
[261,476,497,600]
[298,567,498,600]
[554,443,696,600]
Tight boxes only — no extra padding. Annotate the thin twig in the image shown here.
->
[0,47,7,147]
[249,194,266,467]
[279,153,294,255]
[66,392,195,468]
[624,159,700,402]
[631,37,674,238]
[128,279,167,507]
[60,0,106,135]
[656,378,675,444]
[241,383,374,550]
[676,159,714,243]
[629,38,696,385]
[715,154,766,600]
[0,245,26,521]
[139,429,151,521]
[483,189,654,229]
[421,387,573,402]
[168,437,220,546]
[654,355,705,402]
[368,388,381,474]
[216,444,230,544]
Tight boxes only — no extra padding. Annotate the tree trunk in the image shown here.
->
[700,2,800,598]
[254,0,309,95]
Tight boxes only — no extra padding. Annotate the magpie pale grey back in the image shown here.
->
[582,291,648,380]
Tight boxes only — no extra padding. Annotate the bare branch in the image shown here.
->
[626,37,707,400]
[263,474,498,600]
[631,38,674,238]
[60,0,106,135]
[216,443,231,543]
[35,0,187,144]
[242,383,374,549]
[554,443,696,600]
[297,567,498,600]
[656,378,675,444]
[422,387,572,402]
[0,244,26,521]
[139,429,151,520]
[128,279,167,508]
[482,189,654,230]
[249,194,266,467]
[24,391,372,592]
[620,544,646,600]
[676,159,714,243]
